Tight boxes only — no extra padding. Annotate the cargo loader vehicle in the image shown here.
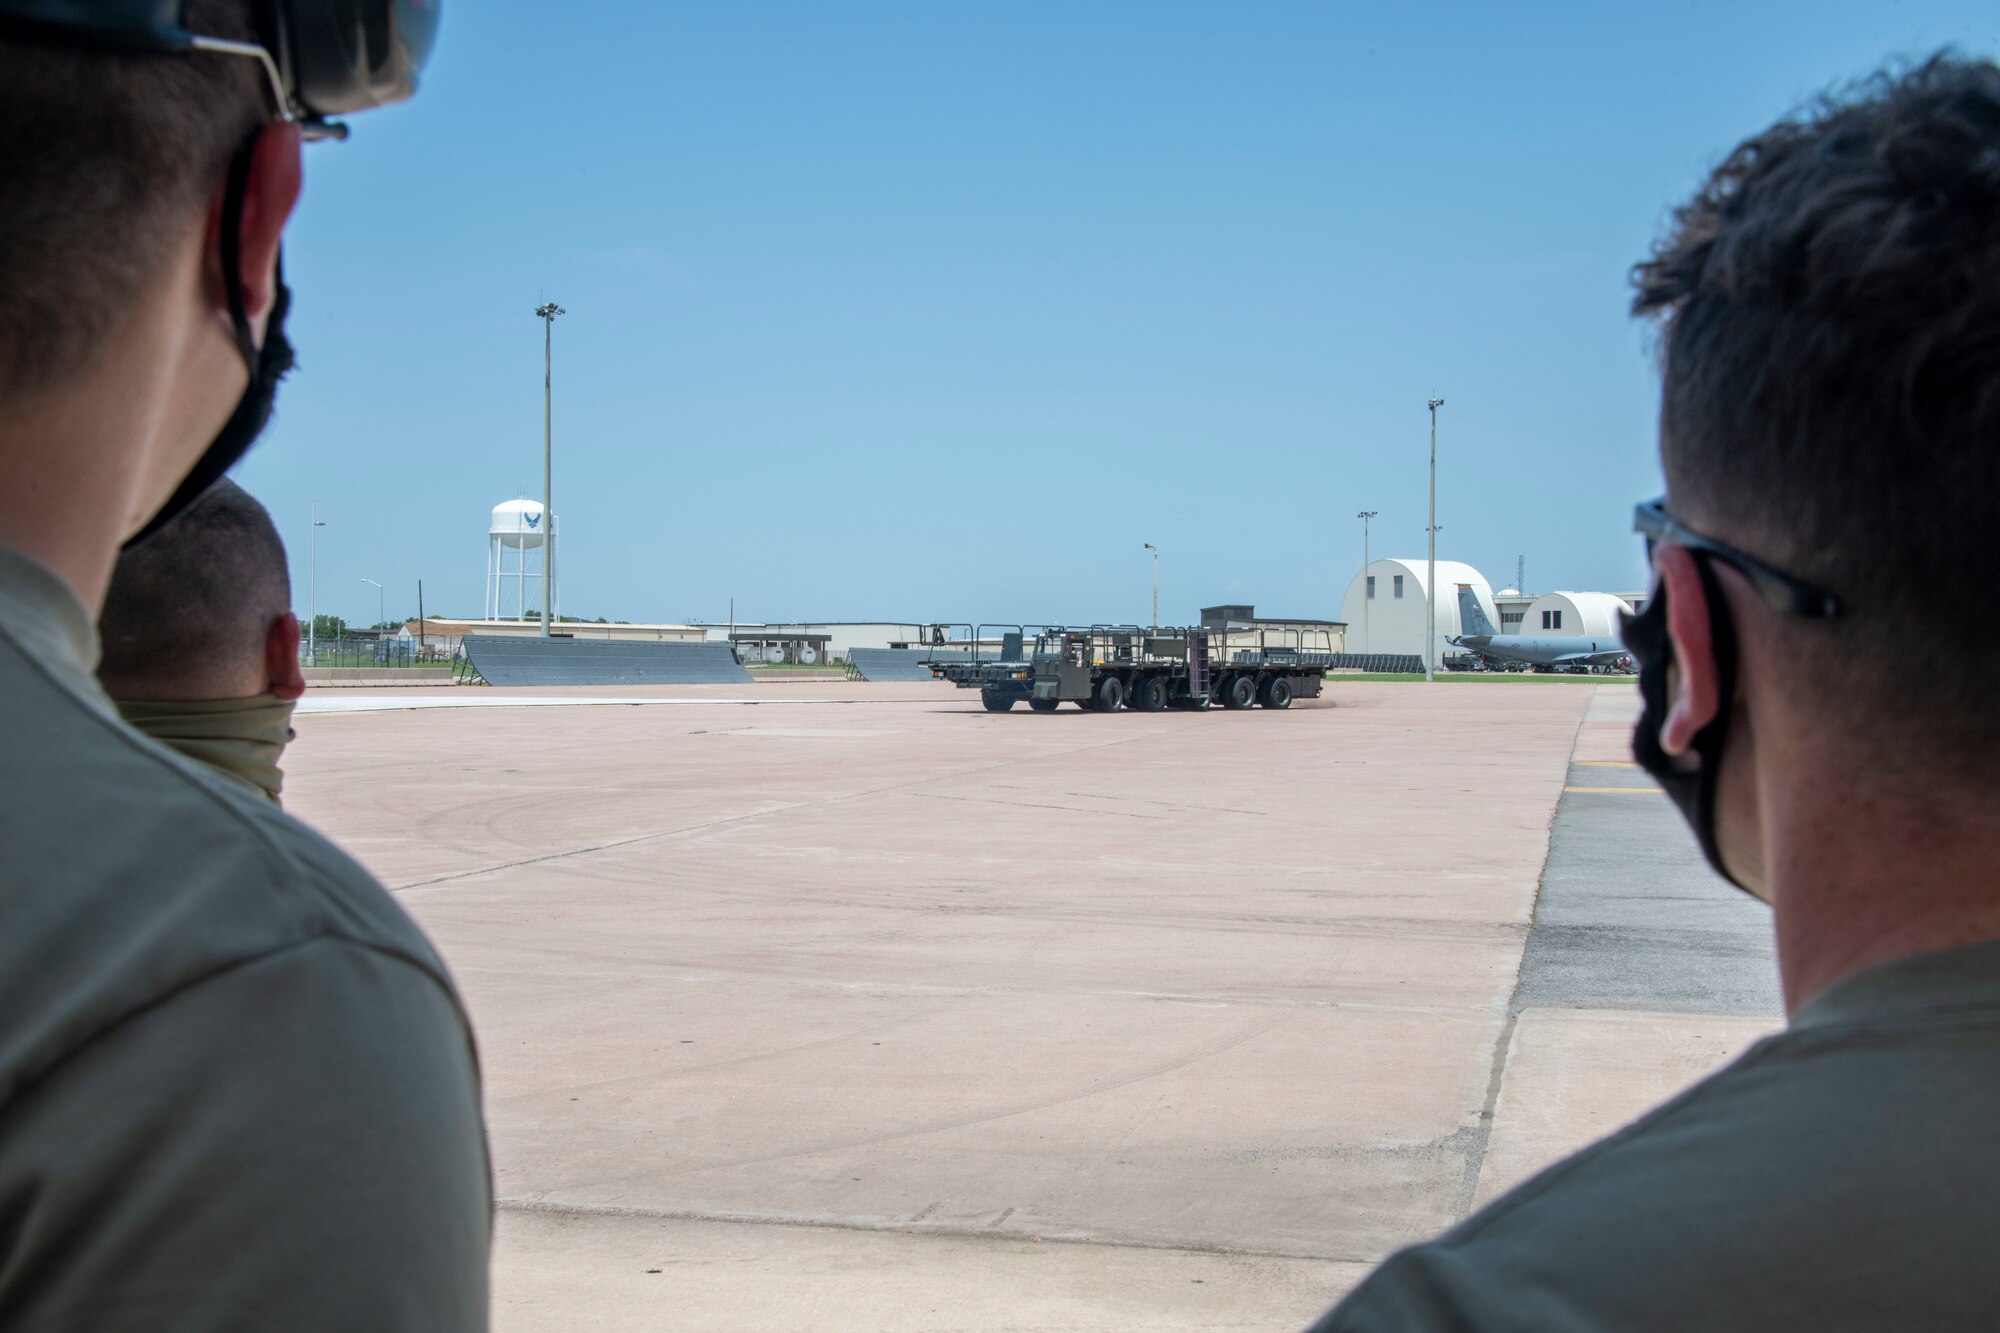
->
[930,624,1333,713]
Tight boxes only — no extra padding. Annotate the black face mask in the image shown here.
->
[1621,558,1749,893]
[124,143,296,549]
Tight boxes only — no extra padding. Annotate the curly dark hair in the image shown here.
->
[1632,52,2000,780]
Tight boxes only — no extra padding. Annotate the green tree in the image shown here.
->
[311,614,347,640]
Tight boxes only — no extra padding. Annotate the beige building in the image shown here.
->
[1198,605,1347,657]
[398,617,706,658]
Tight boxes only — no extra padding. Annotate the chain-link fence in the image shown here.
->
[299,636,454,670]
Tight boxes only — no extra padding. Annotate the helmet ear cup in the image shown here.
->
[272,0,436,116]
[0,0,195,53]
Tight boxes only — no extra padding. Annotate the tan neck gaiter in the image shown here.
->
[115,694,298,805]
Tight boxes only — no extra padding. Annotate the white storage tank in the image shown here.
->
[485,499,558,621]
[490,498,549,549]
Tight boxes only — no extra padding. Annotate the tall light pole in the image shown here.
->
[361,578,383,637]
[308,503,327,666]
[535,301,566,637]
[1426,398,1444,682]
[1143,543,1159,632]
[1356,511,1377,654]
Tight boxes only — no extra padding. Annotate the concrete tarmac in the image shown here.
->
[1472,687,1781,1207]
[285,679,1782,1330]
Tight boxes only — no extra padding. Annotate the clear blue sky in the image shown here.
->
[234,1,1998,630]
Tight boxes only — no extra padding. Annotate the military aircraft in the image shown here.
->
[1448,585,1634,671]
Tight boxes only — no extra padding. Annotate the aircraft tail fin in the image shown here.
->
[1457,584,1498,637]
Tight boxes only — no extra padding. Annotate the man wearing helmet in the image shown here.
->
[0,2,486,1328]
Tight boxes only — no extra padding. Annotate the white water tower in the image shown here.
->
[485,498,559,621]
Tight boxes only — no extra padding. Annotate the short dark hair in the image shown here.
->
[0,1,265,393]
[99,479,291,695]
[1632,52,2000,781]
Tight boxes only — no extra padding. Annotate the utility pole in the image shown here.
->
[417,579,427,655]
[535,301,566,638]
[1426,398,1445,682]
[308,503,326,666]
[1143,543,1159,632]
[1356,511,1378,654]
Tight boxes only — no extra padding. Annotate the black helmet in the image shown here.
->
[0,0,439,139]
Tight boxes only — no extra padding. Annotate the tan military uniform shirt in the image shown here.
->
[0,544,490,1329]
[1310,937,2000,1331]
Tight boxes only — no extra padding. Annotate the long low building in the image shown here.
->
[397,617,707,657]
[688,622,959,661]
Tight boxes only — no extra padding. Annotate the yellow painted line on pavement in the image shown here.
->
[1564,785,1661,794]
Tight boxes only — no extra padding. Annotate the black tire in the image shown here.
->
[1133,675,1169,712]
[1221,675,1257,710]
[982,692,1015,712]
[1261,675,1294,709]
[1028,697,1059,713]
[1094,675,1126,712]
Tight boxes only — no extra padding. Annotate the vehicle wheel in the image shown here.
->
[1261,676,1294,709]
[1093,675,1126,712]
[1134,675,1169,712]
[1028,697,1059,713]
[982,692,1015,712]
[1221,675,1257,710]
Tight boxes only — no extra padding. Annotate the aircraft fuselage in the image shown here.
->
[1450,634,1631,670]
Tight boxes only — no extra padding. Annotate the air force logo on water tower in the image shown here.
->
[525,512,541,529]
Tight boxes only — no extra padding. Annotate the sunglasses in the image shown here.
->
[1633,498,1842,619]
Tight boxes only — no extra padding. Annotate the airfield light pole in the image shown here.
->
[1144,543,1159,632]
[536,301,566,638]
[1356,511,1378,653]
[1426,398,1445,682]
[361,579,383,640]
[308,503,326,666]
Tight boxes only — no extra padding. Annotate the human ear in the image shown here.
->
[1655,544,1723,755]
[267,612,306,701]
[206,122,303,335]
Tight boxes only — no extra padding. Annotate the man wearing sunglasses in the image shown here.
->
[0,2,486,1328]
[1311,52,2000,1332]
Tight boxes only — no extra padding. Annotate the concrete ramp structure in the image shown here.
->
[1325,653,1427,673]
[847,647,969,682]
[462,635,753,686]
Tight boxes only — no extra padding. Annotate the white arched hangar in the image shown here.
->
[1338,559,1499,659]
[1522,591,1631,637]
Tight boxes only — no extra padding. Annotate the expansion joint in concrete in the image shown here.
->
[494,1196,1370,1266]
[394,719,1191,894]
[1448,696,1593,1217]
